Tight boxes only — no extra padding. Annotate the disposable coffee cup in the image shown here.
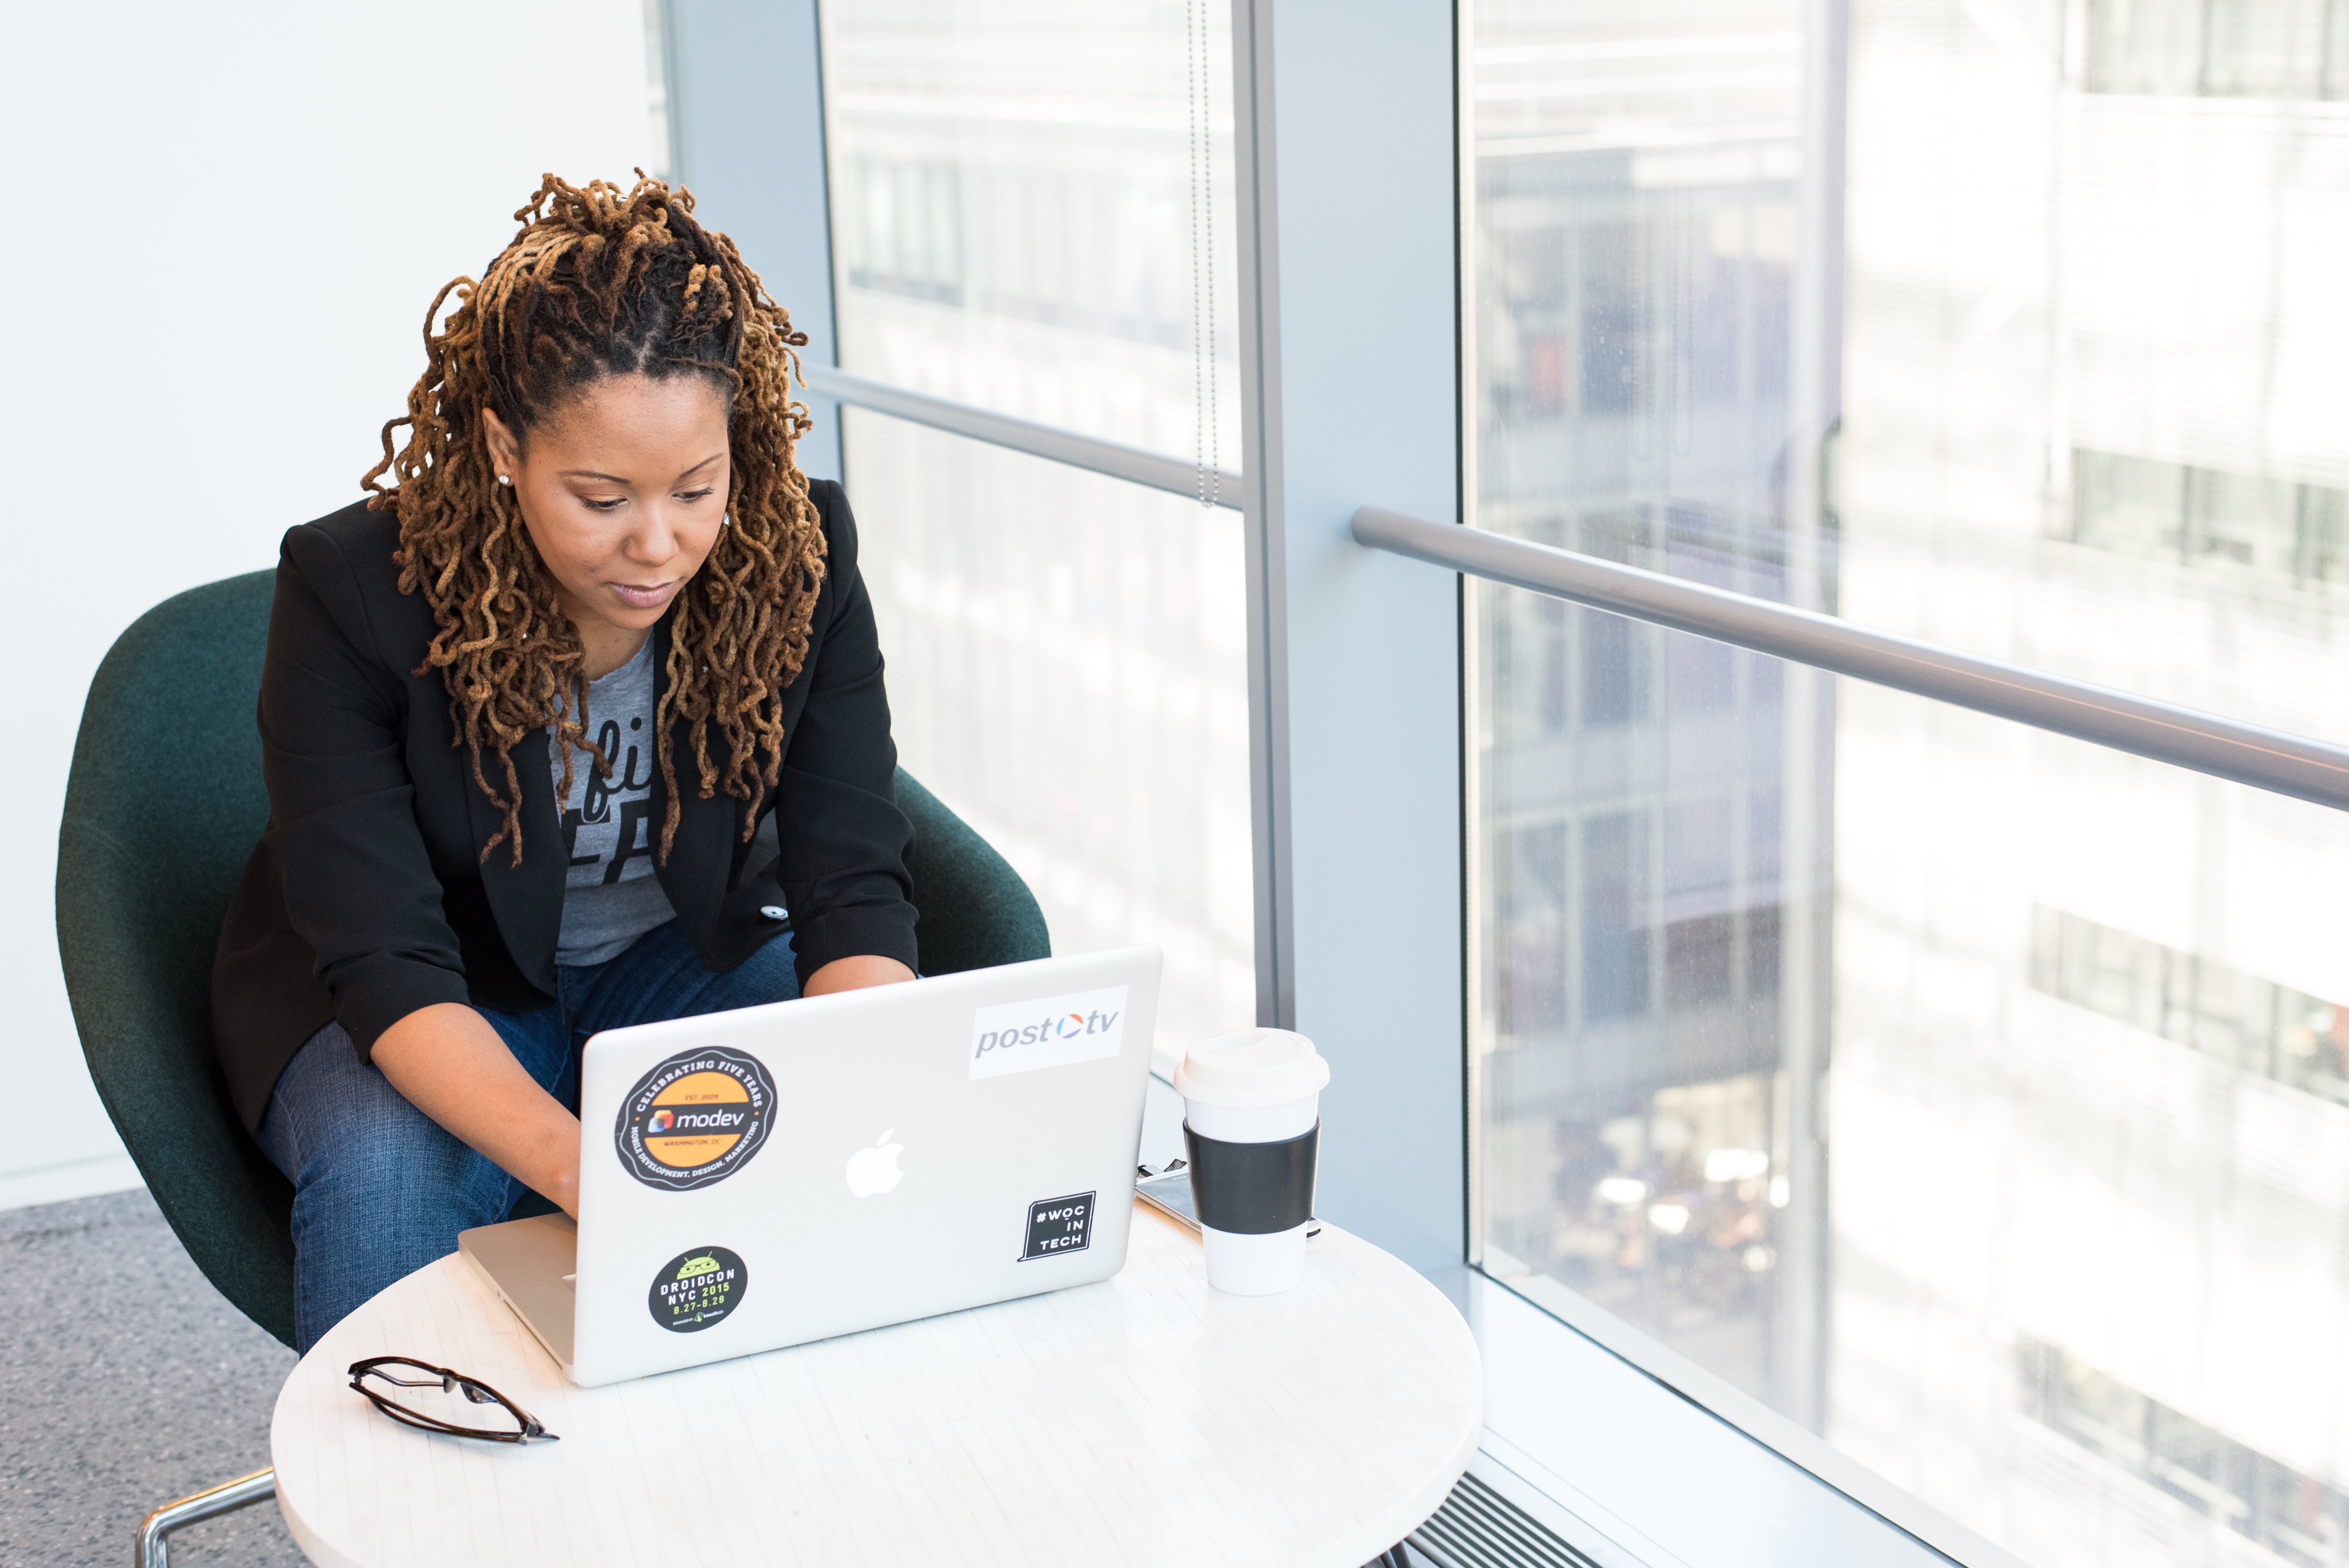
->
[1174,1027,1331,1295]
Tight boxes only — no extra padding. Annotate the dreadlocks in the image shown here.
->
[362,173,824,868]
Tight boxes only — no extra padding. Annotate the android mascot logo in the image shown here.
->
[647,1245,748,1333]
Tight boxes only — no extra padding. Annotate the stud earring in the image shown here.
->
[497,473,513,486]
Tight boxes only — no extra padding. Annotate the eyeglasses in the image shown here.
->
[346,1356,560,1444]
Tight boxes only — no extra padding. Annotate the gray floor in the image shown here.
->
[0,1189,307,1567]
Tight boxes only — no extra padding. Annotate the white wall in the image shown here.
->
[0,1,656,1206]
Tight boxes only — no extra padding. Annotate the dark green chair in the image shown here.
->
[56,568,1051,1357]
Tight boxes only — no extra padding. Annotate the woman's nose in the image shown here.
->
[626,506,681,561]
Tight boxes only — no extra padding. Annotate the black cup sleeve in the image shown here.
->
[1182,1120,1319,1236]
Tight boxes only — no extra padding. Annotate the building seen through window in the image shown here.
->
[2023,1337,2349,1566]
[2071,448,2349,586]
[2033,905,2349,1103]
[841,157,965,306]
[2086,0,2349,98]
[1469,0,2349,1562]
[818,0,1238,454]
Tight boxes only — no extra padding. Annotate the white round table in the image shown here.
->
[271,1205,1482,1567]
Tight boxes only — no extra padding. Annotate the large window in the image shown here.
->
[841,414,1252,1056]
[817,0,1251,1057]
[818,0,1239,458]
[1468,2,2349,1563]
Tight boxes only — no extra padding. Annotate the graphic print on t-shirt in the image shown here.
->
[555,643,660,891]
[548,639,678,965]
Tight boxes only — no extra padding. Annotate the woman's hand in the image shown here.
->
[367,963,909,1215]
[804,955,917,997]
[371,1003,582,1219]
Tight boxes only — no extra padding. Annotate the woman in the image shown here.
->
[212,175,918,1352]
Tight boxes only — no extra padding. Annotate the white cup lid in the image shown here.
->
[1174,1027,1330,1107]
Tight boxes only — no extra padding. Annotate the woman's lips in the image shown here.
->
[609,580,675,610]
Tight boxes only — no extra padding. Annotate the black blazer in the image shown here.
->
[210,479,917,1130]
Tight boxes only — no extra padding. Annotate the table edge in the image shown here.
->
[271,1214,1485,1568]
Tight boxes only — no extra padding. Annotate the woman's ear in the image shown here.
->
[479,406,523,483]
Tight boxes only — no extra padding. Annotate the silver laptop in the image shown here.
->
[459,945,1162,1387]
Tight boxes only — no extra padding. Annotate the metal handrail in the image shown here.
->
[800,363,1242,507]
[1351,506,2349,815]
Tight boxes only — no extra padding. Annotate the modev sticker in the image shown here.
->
[648,1245,747,1333]
[969,986,1129,1080]
[614,1047,775,1190]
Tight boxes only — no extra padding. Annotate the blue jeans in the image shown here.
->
[256,919,800,1352]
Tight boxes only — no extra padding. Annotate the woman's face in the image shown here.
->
[480,372,733,649]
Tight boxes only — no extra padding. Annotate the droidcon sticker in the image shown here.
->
[613,1048,776,1191]
[648,1245,748,1333]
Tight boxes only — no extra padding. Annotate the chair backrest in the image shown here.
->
[58,568,1049,1349]
[896,771,1052,976]
[58,571,294,1342]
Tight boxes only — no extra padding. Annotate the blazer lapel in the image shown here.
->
[472,725,566,993]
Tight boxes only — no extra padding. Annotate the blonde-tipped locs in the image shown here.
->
[363,173,826,868]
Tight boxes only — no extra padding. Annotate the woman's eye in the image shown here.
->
[584,497,627,513]
[677,487,717,503]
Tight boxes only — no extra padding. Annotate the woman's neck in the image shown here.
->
[576,620,652,682]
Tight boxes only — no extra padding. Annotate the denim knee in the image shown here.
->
[258,1021,522,1353]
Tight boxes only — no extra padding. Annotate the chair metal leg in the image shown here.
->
[135,1467,276,1568]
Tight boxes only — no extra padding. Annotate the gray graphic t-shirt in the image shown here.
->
[550,639,677,965]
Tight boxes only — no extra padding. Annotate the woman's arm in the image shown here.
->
[766,481,925,984]
[260,524,572,1205]
[372,1004,583,1217]
[374,962,914,1221]
[806,955,916,995]
[261,525,476,1049]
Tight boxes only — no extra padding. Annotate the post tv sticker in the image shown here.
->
[1019,1191,1096,1262]
[614,1047,775,1191]
[649,1245,747,1333]
[969,985,1129,1080]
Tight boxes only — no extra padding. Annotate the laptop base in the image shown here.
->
[458,1214,579,1371]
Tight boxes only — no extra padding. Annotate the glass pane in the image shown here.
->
[1471,2,2349,1562]
[816,0,1256,1049]
[2087,0,2208,94]
[846,409,1255,1062]
[2330,0,2349,99]
[818,0,1241,472]
[1473,606,2349,1566]
[1469,0,2349,745]
[2205,0,2326,98]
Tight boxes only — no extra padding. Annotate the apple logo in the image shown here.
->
[844,1129,906,1197]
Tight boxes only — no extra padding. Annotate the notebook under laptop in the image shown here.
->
[459,945,1163,1387]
